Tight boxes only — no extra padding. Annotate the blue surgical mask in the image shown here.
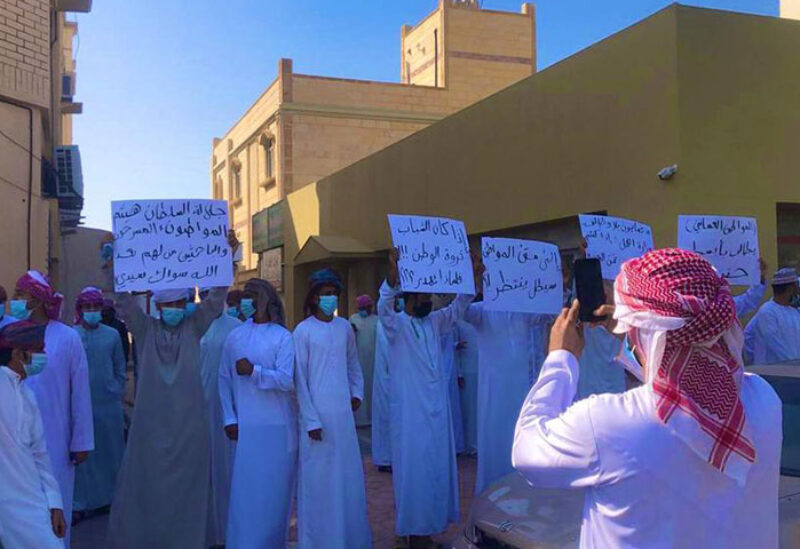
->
[83,311,102,326]
[0,303,4,321]
[24,353,48,377]
[318,295,338,316]
[240,298,256,319]
[227,306,240,318]
[10,300,30,320]
[358,309,369,318]
[185,302,198,317]
[161,307,186,327]
[617,335,644,382]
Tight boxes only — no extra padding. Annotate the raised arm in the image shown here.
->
[378,281,402,342]
[463,302,484,327]
[293,326,323,435]
[512,349,604,488]
[378,248,402,342]
[431,251,481,333]
[69,332,94,455]
[192,286,227,336]
[111,330,127,396]
[430,293,474,335]
[733,282,767,319]
[512,301,611,488]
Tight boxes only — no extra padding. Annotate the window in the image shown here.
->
[777,203,800,270]
[231,161,242,200]
[260,134,275,182]
[265,139,274,178]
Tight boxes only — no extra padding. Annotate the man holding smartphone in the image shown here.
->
[513,248,781,547]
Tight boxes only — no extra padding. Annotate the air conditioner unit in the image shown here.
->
[61,72,76,102]
[54,145,83,199]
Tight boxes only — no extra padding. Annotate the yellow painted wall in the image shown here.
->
[0,102,50,292]
[674,7,800,272]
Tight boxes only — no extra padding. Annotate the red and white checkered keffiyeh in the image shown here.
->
[613,248,755,484]
[15,270,63,321]
[75,286,105,323]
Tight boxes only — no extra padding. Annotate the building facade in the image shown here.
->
[0,0,90,292]
[211,0,536,283]
[782,0,800,20]
[275,5,800,325]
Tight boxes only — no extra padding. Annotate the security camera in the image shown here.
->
[657,164,678,181]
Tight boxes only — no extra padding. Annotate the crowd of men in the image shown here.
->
[0,229,798,548]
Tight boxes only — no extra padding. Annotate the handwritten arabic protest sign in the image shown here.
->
[677,215,760,285]
[111,199,234,292]
[482,238,562,315]
[579,214,654,280]
[388,214,475,295]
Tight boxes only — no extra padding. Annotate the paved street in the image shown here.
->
[72,427,477,549]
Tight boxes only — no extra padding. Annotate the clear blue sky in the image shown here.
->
[73,0,777,230]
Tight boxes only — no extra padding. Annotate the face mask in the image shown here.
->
[240,299,256,319]
[24,353,48,377]
[412,301,433,318]
[83,311,102,326]
[185,302,198,317]
[395,297,405,313]
[227,306,240,318]
[161,307,186,327]
[617,334,644,382]
[318,295,338,316]
[10,299,31,320]
[358,309,369,318]
[0,303,4,321]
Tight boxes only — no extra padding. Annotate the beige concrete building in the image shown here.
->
[781,0,800,20]
[211,0,536,284]
[0,0,91,293]
[272,5,800,325]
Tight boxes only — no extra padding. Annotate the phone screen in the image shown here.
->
[573,258,607,322]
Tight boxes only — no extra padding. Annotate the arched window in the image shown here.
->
[260,133,275,181]
[230,158,242,200]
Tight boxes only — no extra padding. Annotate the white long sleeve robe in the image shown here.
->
[73,324,126,513]
[744,300,800,365]
[371,321,392,467]
[513,350,781,548]
[200,314,241,547]
[441,326,465,454]
[26,320,94,546]
[378,281,473,536]
[350,312,378,427]
[108,288,225,549]
[464,303,551,495]
[219,320,298,548]
[294,316,371,549]
[0,367,64,549]
[733,282,766,319]
[456,320,479,455]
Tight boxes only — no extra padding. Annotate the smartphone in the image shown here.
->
[573,258,607,322]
